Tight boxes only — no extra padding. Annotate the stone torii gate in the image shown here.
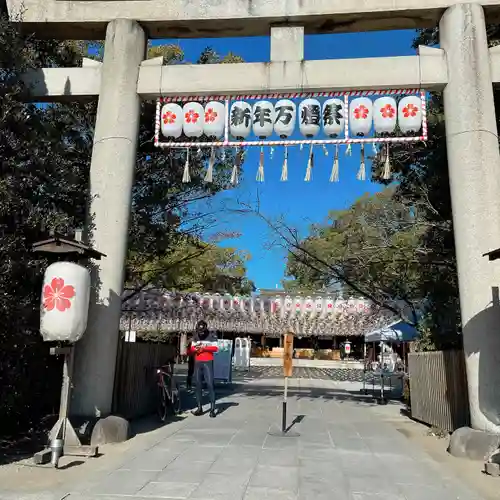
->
[8,0,500,433]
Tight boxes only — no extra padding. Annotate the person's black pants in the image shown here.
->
[187,355,194,388]
[194,360,215,410]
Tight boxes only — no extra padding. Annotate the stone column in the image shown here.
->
[441,3,500,432]
[71,19,146,417]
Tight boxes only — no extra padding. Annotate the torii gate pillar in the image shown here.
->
[441,3,500,432]
[71,19,146,417]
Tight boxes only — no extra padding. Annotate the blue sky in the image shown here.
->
[158,30,417,290]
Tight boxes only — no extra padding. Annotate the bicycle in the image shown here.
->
[156,361,181,421]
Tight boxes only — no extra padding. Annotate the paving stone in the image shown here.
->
[180,445,224,462]
[139,480,198,498]
[156,460,213,483]
[88,469,159,495]
[249,465,299,492]
[348,475,400,495]
[351,494,405,500]
[397,484,475,500]
[190,472,249,499]
[298,481,350,500]
[263,435,299,450]
[244,486,298,499]
[330,436,370,452]
[258,448,300,467]
[120,448,181,471]
[209,456,257,476]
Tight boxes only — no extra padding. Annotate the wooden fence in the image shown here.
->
[408,350,470,432]
[112,341,176,419]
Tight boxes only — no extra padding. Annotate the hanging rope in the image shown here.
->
[204,146,215,183]
[256,146,265,182]
[357,143,366,181]
[330,145,339,182]
[231,147,240,186]
[304,144,314,182]
[182,148,191,183]
[345,143,352,156]
[382,143,391,180]
[281,145,288,182]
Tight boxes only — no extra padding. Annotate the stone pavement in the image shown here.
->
[52,376,485,500]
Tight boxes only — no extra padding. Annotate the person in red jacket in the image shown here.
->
[189,320,218,417]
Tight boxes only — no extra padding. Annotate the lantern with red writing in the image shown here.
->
[40,262,91,342]
[161,103,183,139]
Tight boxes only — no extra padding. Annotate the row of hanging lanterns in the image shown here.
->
[160,95,423,140]
[123,291,373,319]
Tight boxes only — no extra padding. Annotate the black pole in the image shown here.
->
[282,401,287,433]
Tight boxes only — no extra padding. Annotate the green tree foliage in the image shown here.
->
[0,11,249,439]
[127,239,255,297]
[284,188,425,323]
[0,14,91,436]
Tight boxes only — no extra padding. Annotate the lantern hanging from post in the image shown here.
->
[274,99,296,138]
[230,101,252,139]
[398,96,422,134]
[253,100,275,138]
[161,103,183,139]
[299,98,321,137]
[182,102,204,137]
[349,97,373,136]
[204,101,225,138]
[322,98,345,137]
[40,262,91,342]
[373,97,397,135]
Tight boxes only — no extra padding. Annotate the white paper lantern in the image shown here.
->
[325,297,335,315]
[160,103,183,139]
[40,262,90,343]
[253,100,274,138]
[182,102,204,137]
[204,101,226,138]
[323,98,345,137]
[373,97,397,134]
[304,297,314,315]
[398,96,422,134]
[274,99,296,138]
[229,101,252,139]
[299,98,321,137]
[349,97,373,136]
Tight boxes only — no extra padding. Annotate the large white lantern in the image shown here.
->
[398,96,422,134]
[160,103,183,139]
[252,100,274,138]
[274,99,296,138]
[230,101,252,139]
[349,97,373,136]
[322,98,345,137]
[204,101,226,138]
[182,102,204,138]
[299,98,321,137]
[40,262,91,342]
[373,97,397,134]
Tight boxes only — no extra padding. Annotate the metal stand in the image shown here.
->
[34,346,98,466]
[268,377,300,437]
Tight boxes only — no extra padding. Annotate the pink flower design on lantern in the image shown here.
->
[380,104,395,119]
[185,109,200,124]
[163,111,176,124]
[403,103,419,118]
[43,278,75,312]
[205,108,218,123]
[354,105,369,120]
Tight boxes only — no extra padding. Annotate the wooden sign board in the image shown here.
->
[283,332,294,377]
